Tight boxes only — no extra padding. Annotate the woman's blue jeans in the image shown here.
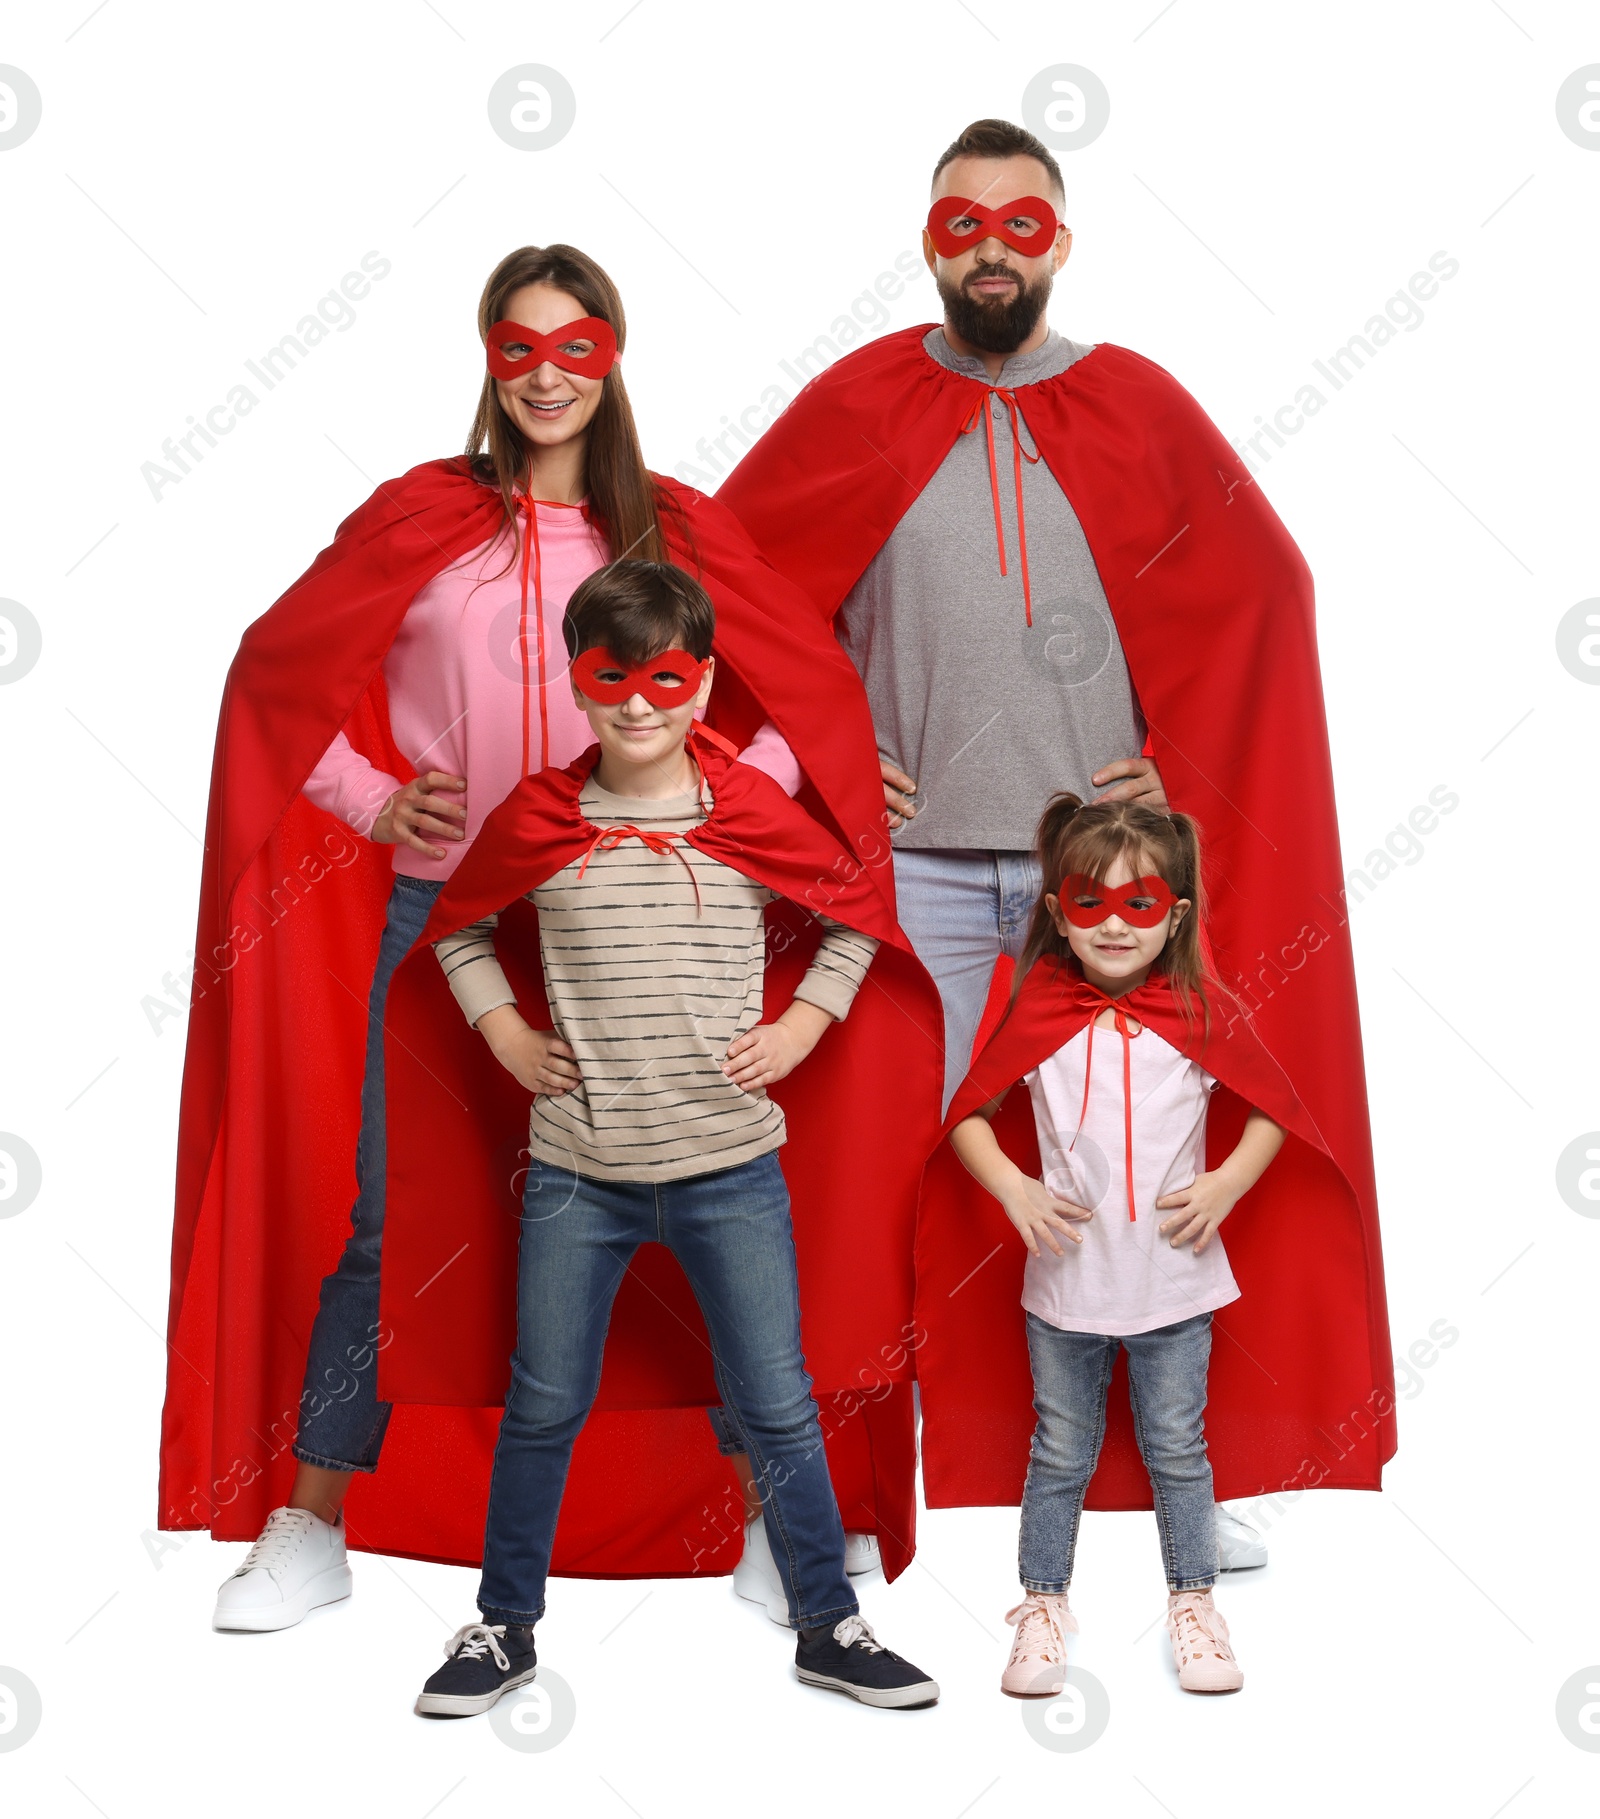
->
[292,873,443,1472]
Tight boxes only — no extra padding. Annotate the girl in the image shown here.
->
[173,242,892,1630]
[948,793,1285,1697]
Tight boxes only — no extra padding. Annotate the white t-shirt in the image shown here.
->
[1022,1017,1240,1337]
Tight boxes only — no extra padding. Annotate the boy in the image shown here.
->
[410,559,939,1716]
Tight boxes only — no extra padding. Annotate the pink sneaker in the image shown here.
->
[1000,1592,1077,1698]
[1166,1589,1244,1694]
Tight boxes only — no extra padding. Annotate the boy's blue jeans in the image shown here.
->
[1020,1310,1219,1593]
[477,1149,858,1631]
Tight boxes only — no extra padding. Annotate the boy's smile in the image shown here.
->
[572,651,716,798]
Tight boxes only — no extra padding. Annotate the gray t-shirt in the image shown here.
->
[835,327,1145,852]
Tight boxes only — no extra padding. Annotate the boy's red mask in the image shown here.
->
[1058,874,1177,929]
[486,316,618,381]
[925,196,1060,259]
[571,646,707,708]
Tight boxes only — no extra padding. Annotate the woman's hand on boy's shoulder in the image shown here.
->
[1002,1178,1093,1259]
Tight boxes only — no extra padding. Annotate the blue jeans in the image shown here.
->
[478,1149,858,1631]
[292,872,444,1473]
[1020,1310,1218,1593]
[892,846,1042,1112]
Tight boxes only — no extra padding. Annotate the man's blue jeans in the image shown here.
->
[1021,1310,1219,1593]
[293,872,444,1472]
[477,1149,858,1632]
[892,846,1042,1112]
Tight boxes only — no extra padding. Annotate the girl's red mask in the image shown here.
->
[1058,874,1177,929]
[571,646,707,708]
[925,196,1060,260]
[486,316,618,381]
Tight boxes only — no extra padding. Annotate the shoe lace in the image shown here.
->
[1005,1594,1077,1665]
[444,1623,510,1672]
[1167,1594,1233,1661]
[236,1507,312,1577]
[832,1615,886,1654]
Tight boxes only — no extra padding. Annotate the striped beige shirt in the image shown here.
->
[435,774,879,1182]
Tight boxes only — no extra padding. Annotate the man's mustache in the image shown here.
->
[963,261,1025,295]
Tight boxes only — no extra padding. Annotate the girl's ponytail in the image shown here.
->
[1012,792,1085,997]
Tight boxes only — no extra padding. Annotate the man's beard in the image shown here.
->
[937,259,1052,355]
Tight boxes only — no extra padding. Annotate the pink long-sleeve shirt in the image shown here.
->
[303,499,801,879]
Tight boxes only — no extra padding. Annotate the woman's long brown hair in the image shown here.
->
[466,243,690,568]
[1014,792,1217,1036]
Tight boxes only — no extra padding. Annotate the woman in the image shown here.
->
[162,244,942,1629]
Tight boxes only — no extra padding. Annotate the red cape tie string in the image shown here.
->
[513,493,548,777]
[958,386,1043,626]
[1067,990,1142,1221]
[577,824,703,912]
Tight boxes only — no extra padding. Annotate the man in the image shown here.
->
[720,119,1396,1571]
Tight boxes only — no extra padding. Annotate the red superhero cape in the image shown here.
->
[923,953,1386,1506]
[719,325,1395,1504]
[160,456,942,1578]
[376,738,928,1571]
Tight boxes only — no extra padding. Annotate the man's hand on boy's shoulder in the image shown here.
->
[723,1001,834,1094]
[476,1006,582,1096]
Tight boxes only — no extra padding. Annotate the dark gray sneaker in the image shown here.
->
[795,1616,939,1709]
[414,1621,538,1717]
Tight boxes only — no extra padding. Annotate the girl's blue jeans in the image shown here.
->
[1020,1309,1219,1593]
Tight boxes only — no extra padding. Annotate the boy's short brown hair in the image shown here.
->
[563,558,715,664]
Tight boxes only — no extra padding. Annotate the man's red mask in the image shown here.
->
[925,196,1060,260]
[486,316,618,381]
[1058,874,1178,929]
[572,646,707,708]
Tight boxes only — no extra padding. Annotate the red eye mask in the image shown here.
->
[486,316,618,381]
[925,195,1060,259]
[1058,875,1177,929]
[571,646,707,708]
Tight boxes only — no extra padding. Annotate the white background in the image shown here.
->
[2,1,1598,1813]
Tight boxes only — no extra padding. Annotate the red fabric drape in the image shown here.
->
[718,327,1395,1507]
[160,459,942,1578]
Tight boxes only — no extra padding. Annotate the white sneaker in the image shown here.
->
[732,1515,791,1624]
[843,1531,882,1578]
[731,1517,880,1625]
[1216,1505,1267,1572]
[212,1506,353,1631]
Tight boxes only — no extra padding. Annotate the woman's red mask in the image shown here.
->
[486,316,618,381]
[572,646,707,708]
[1057,874,1177,929]
[925,196,1060,259]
